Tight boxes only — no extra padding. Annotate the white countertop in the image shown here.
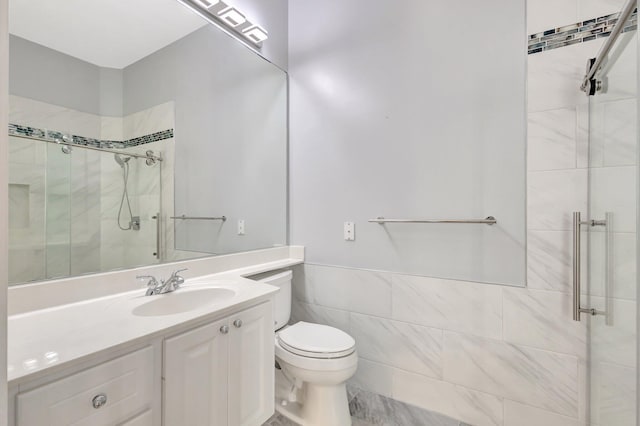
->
[8,258,301,386]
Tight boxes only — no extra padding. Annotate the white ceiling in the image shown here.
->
[9,0,208,69]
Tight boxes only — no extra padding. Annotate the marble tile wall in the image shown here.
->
[8,96,176,283]
[291,264,582,426]
[8,96,103,284]
[8,137,46,283]
[289,1,637,425]
[99,102,171,271]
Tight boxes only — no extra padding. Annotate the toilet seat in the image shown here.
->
[275,338,358,373]
[277,322,356,359]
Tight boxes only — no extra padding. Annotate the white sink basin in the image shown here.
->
[132,288,236,317]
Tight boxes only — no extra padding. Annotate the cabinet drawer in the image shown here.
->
[17,346,154,426]
[119,409,153,426]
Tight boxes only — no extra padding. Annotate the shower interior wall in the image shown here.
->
[7,95,172,283]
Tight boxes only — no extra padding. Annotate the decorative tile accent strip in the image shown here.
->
[9,123,45,139]
[128,129,174,147]
[528,9,637,54]
[8,123,173,149]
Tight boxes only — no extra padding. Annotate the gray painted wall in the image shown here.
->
[8,0,290,116]
[9,35,124,118]
[124,25,288,255]
[98,68,123,117]
[9,19,288,257]
[289,0,527,286]
[9,35,102,115]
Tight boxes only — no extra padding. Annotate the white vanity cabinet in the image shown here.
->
[9,298,276,426]
[163,302,274,426]
[15,347,156,426]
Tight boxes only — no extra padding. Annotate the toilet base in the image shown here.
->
[275,383,352,426]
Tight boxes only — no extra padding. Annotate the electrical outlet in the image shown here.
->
[238,220,245,235]
[344,222,355,241]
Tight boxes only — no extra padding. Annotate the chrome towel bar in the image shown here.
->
[171,215,227,221]
[369,216,497,225]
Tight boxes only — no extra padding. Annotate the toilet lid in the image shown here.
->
[277,322,356,359]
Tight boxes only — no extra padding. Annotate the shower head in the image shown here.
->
[114,154,131,168]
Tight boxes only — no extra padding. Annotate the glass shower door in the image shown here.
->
[585,27,638,426]
[44,143,72,280]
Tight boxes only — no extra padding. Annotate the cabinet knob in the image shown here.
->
[220,325,229,334]
[233,319,243,328]
[92,393,107,409]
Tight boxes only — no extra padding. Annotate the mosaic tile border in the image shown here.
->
[528,9,638,54]
[8,123,174,149]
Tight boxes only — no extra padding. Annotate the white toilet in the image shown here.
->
[257,271,358,426]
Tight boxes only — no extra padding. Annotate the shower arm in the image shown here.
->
[580,0,637,95]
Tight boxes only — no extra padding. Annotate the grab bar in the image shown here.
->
[171,215,227,221]
[369,216,497,225]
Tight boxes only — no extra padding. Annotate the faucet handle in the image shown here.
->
[170,268,188,288]
[137,275,160,296]
[171,268,188,277]
[137,275,158,287]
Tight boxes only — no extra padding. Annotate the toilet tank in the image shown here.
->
[254,270,292,331]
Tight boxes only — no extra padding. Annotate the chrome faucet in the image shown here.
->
[137,275,161,296]
[162,268,188,293]
[137,269,188,296]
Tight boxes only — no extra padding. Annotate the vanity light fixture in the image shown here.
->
[193,0,218,8]
[242,25,268,44]
[217,6,246,27]
[180,0,268,47]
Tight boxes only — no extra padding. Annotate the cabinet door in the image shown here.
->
[164,318,229,426]
[228,303,274,426]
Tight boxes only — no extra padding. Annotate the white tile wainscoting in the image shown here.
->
[291,263,592,426]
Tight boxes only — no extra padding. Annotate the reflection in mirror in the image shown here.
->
[7,0,288,285]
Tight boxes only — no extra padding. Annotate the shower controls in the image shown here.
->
[130,216,141,231]
[145,150,157,166]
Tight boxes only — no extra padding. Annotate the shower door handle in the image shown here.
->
[572,212,583,321]
[572,212,606,321]
[153,213,161,260]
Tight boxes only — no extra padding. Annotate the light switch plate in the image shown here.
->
[344,222,355,241]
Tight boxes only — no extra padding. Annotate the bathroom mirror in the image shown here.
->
[7,0,287,285]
